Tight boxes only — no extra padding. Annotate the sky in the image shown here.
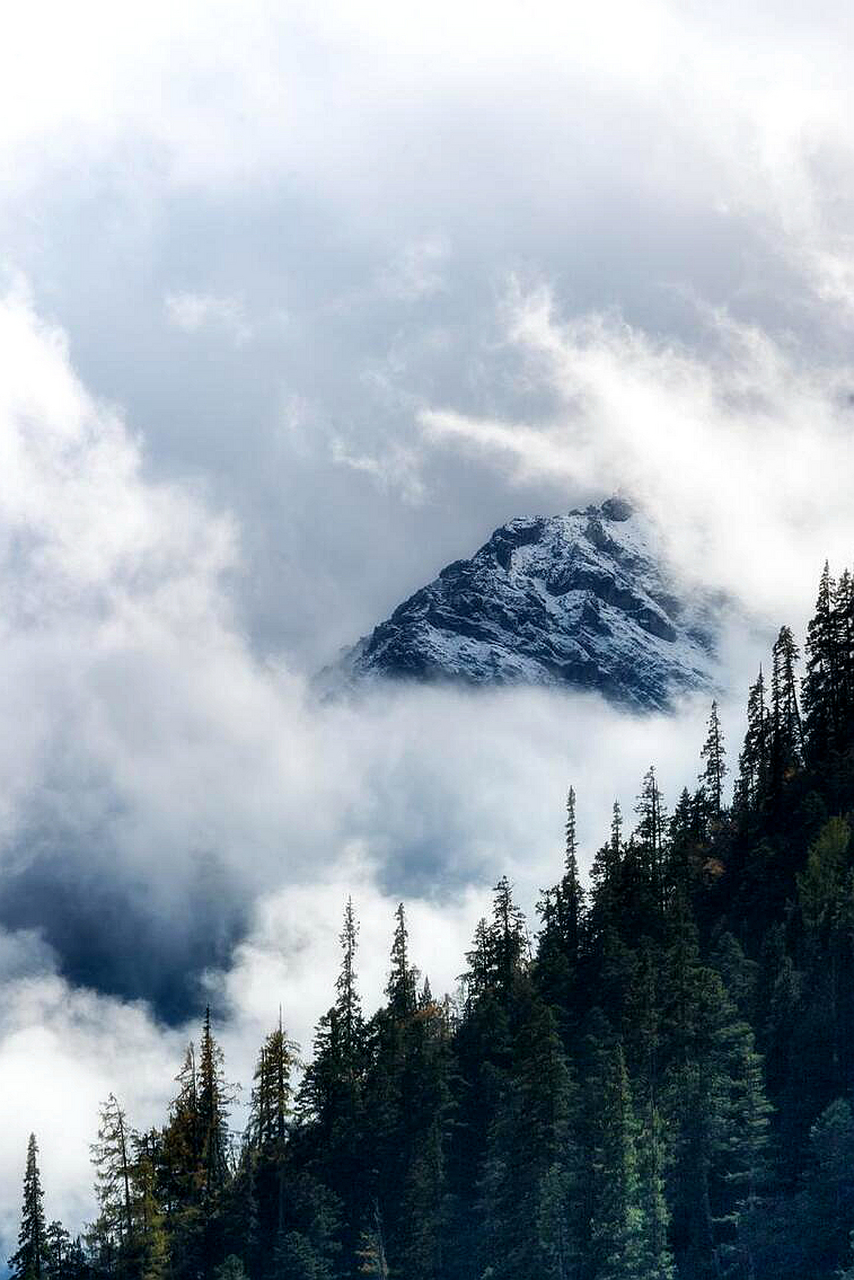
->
[2,0,854,1248]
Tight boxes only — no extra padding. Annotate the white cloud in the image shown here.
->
[419,284,854,630]
[1,0,854,321]
[329,436,427,504]
[0,929,185,1247]
[379,238,450,303]
[164,292,252,344]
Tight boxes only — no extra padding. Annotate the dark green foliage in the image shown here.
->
[17,558,854,1280]
[477,976,577,1280]
[9,1135,49,1280]
[700,699,728,821]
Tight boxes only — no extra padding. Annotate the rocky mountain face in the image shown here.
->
[327,498,718,710]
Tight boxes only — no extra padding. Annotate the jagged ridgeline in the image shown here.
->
[10,562,854,1280]
[323,498,720,711]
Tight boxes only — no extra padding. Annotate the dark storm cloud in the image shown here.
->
[0,843,247,1022]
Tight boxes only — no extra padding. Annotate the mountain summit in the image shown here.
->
[327,498,718,709]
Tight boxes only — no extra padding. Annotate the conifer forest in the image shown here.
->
[10,561,854,1280]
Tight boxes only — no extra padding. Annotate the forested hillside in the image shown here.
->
[9,562,854,1280]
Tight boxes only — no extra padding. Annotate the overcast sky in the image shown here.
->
[2,0,854,1247]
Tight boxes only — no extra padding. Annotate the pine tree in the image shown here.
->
[635,1103,675,1280]
[588,802,625,943]
[795,818,854,1105]
[9,1135,49,1280]
[736,668,770,816]
[803,561,840,760]
[386,903,418,1018]
[783,1099,854,1278]
[394,993,451,1280]
[837,569,854,743]
[162,1041,202,1224]
[769,625,803,789]
[91,1094,136,1245]
[719,1027,772,1280]
[624,943,676,1280]
[490,876,528,994]
[699,700,727,820]
[585,1042,650,1280]
[250,1015,299,1152]
[131,1132,170,1280]
[559,786,584,965]
[246,1016,300,1276]
[635,767,667,914]
[337,897,364,1078]
[198,1008,231,1203]
[462,916,493,1005]
[477,977,578,1280]
[44,1222,71,1280]
[297,898,368,1279]
[536,791,586,1023]
[611,800,623,860]
[667,787,701,903]
[659,899,771,1280]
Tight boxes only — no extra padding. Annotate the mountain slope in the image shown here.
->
[328,497,719,709]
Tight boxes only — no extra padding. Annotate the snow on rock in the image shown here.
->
[324,498,719,710]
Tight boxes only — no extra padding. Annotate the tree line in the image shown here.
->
[8,559,854,1280]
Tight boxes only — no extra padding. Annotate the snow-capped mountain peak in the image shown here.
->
[325,497,718,710]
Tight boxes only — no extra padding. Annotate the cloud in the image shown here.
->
[0,927,185,1249]
[164,292,252,345]
[418,285,854,630]
[329,436,427,504]
[379,238,450,303]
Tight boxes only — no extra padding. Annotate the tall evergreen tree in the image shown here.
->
[770,625,803,789]
[385,903,418,1018]
[298,898,367,1278]
[91,1094,135,1246]
[803,561,841,759]
[736,668,770,816]
[584,1041,664,1280]
[198,1008,231,1203]
[250,1015,299,1152]
[491,875,529,994]
[560,786,584,965]
[44,1221,72,1280]
[162,1041,201,1220]
[9,1135,49,1280]
[337,897,363,1078]
[635,767,667,914]
[700,700,728,820]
